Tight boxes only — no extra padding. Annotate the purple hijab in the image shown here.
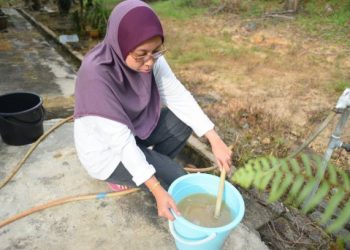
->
[74,0,163,139]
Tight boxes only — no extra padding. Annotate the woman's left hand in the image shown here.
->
[205,129,232,175]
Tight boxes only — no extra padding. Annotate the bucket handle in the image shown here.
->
[0,106,45,127]
[168,221,216,246]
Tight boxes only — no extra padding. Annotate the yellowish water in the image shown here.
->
[177,193,233,228]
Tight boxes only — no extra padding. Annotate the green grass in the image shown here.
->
[101,0,122,10]
[151,0,207,20]
[334,81,350,93]
[170,50,210,64]
[212,46,245,59]
[166,32,250,65]
[213,0,350,47]
[0,0,6,7]
[296,0,350,46]
[234,0,350,47]
[239,0,282,17]
[166,35,212,64]
[96,0,350,49]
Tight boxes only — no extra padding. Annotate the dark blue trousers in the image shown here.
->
[106,108,192,188]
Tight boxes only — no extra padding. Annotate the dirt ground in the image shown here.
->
[5,1,350,169]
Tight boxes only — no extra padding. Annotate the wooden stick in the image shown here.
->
[214,168,226,219]
[184,164,217,173]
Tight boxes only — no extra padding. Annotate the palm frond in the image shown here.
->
[231,154,350,239]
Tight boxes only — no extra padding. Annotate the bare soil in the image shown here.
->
[14,1,350,169]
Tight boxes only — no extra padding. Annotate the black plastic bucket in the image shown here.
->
[0,92,45,146]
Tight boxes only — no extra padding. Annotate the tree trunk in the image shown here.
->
[57,0,71,15]
[32,0,41,10]
[284,0,300,12]
[221,0,241,13]
[86,0,93,9]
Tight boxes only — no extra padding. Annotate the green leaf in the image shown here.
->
[232,154,350,236]
[280,159,290,172]
[233,163,254,189]
[327,163,337,185]
[301,154,312,177]
[314,155,326,180]
[295,179,317,207]
[320,189,345,224]
[339,169,350,192]
[260,157,271,171]
[289,158,300,174]
[302,182,329,213]
[259,170,274,190]
[268,171,283,203]
[267,159,293,202]
[285,175,304,204]
[270,172,293,202]
[340,234,350,245]
[327,200,350,233]
[252,160,263,188]
[256,157,275,190]
[232,168,242,183]
[269,156,280,171]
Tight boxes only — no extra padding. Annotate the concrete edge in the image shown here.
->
[17,8,84,64]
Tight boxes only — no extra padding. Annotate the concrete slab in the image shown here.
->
[0,120,269,249]
[0,8,75,117]
[240,190,278,231]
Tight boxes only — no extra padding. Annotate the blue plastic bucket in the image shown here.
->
[168,173,245,250]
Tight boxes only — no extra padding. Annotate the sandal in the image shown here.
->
[107,182,130,192]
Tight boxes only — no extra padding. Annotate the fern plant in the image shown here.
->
[231,154,350,241]
[84,0,110,36]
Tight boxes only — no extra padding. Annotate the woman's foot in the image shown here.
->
[107,182,130,192]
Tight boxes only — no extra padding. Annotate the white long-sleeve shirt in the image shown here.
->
[74,56,214,186]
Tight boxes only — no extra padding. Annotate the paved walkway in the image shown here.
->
[0,120,268,250]
[0,8,75,118]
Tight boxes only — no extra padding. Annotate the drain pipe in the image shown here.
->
[342,143,350,152]
[303,89,350,208]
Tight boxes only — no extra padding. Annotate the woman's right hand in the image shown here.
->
[145,176,180,220]
[151,185,180,221]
